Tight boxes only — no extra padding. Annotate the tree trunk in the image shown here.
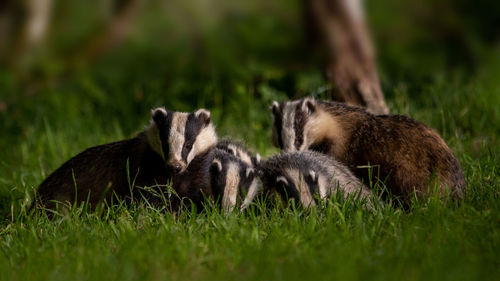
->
[0,0,52,68]
[305,0,389,115]
[76,0,142,61]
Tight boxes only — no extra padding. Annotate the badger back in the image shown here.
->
[210,149,260,212]
[145,107,217,174]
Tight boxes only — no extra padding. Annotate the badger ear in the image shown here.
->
[228,147,237,156]
[246,167,254,178]
[302,98,316,115]
[255,153,261,164]
[309,170,317,183]
[276,176,288,186]
[195,109,211,125]
[270,101,280,116]
[151,107,168,125]
[211,159,223,173]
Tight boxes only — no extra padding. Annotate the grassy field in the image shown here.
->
[0,1,499,280]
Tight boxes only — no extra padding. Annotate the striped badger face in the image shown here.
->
[264,164,325,208]
[209,150,261,212]
[146,107,217,174]
[271,98,317,152]
[261,151,373,209]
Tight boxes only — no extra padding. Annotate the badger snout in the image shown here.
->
[168,160,186,174]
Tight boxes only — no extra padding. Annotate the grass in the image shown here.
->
[1,64,499,280]
[0,1,499,279]
[0,66,498,280]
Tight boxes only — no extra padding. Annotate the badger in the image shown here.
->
[216,139,261,167]
[208,149,260,212]
[33,107,217,211]
[259,151,374,208]
[270,98,466,202]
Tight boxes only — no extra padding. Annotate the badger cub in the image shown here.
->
[209,149,260,212]
[33,107,217,211]
[259,151,374,208]
[271,98,466,202]
[216,139,261,167]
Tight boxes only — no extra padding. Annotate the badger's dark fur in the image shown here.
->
[33,107,217,211]
[271,98,466,202]
[209,149,260,212]
[259,151,374,208]
[170,148,216,211]
[216,139,261,167]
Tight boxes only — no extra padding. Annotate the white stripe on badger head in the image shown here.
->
[167,113,188,164]
[281,101,298,152]
[240,178,262,211]
[317,173,330,199]
[222,162,240,213]
[145,122,165,160]
[186,123,217,165]
[286,168,316,207]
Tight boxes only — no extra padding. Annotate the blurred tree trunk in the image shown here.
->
[0,0,52,68]
[76,0,142,61]
[305,0,389,115]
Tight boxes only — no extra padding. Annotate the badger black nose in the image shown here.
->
[173,164,183,173]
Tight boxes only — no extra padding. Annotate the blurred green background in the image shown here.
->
[0,2,499,281]
[0,0,499,211]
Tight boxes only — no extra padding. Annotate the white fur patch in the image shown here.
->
[276,176,288,186]
[222,162,240,213]
[187,123,217,164]
[307,108,346,157]
[168,113,188,167]
[281,101,300,152]
[240,178,261,211]
[317,174,330,199]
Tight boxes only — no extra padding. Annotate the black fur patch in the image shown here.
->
[309,139,333,156]
[272,103,284,149]
[238,167,253,195]
[276,177,300,203]
[210,159,228,200]
[294,103,307,150]
[157,111,173,158]
[304,172,319,205]
[181,114,203,161]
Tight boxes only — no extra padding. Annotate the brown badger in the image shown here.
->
[271,98,466,202]
[33,107,217,211]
